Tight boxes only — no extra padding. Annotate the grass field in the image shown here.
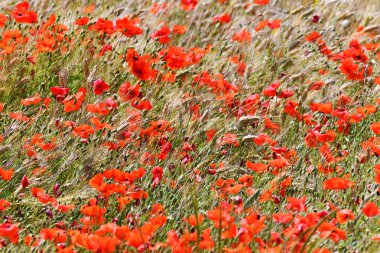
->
[0,0,379,252]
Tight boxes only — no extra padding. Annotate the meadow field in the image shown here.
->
[0,0,379,252]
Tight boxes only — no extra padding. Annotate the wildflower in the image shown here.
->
[323,177,355,190]
[92,79,109,95]
[116,16,142,37]
[11,1,37,24]
[181,0,198,10]
[362,202,379,217]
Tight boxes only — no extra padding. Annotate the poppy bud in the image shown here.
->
[0,239,7,247]
[272,195,280,204]
[71,221,79,229]
[137,244,149,253]
[207,169,216,175]
[46,209,53,219]
[182,154,192,164]
[55,118,61,128]
[53,183,61,196]
[21,175,29,188]
[319,210,328,218]
[312,15,320,23]
[232,196,243,205]
[358,154,368,164]
[55,222,65,229]
[26,56,36,64]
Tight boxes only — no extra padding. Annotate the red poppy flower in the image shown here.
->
[323,177,355,190]
[72,124,95,139]
[0,168,14,181]
[370,122,380,134]
[40,228,66,243]
[0,199,10,212]
[273,213,293,223]
[362,202,379,217]
[92,79,109,95]
[213,14,231,24]
[118,82,140,102]
[0,14,7,27]
[20,96,42,106]
[75,17,89,26]
[305,31,322,42]
[254,133,277,146]
[263,82,280,96]
[286,196,307,212]
[89,18,115,34]
[126,49,155,80]
[133,100,152,111]
[254,0,270,5]
[181,0,198,10]
[217,134,239,147]
[152,166,163,182]
[310,102,333,114]
[205,129,216,142]
[374,77,380,85]
[255,20,269,32]
[31,187,57,205]
[0,223,19,244]
[268,19,282,29]
[276,89,293,99]
[309,80,325,90]
[99,45,112,56]
[172,25,187,34]
[11,1,37,24]
[50,86,70,102]
[116,17,143,37]
[246,161,268,172]
[151,25,171,44]
[336,209,354,224]
[318,222,346,242]
[269,158,289,169]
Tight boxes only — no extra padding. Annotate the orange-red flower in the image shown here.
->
[116,16,143,37]
[336,209,354,224]
[254,0,270,5]
[181,0,198,10]
[72,124,95,139]
[0,223,19,244]
[362,202,379,217]
[286,196,307,212]
[323,177,355,190]
[370,122,380,134]
[92,79,109,95]
[0,199,10,212]
[0,168,14,181]
[11,1,37,24]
